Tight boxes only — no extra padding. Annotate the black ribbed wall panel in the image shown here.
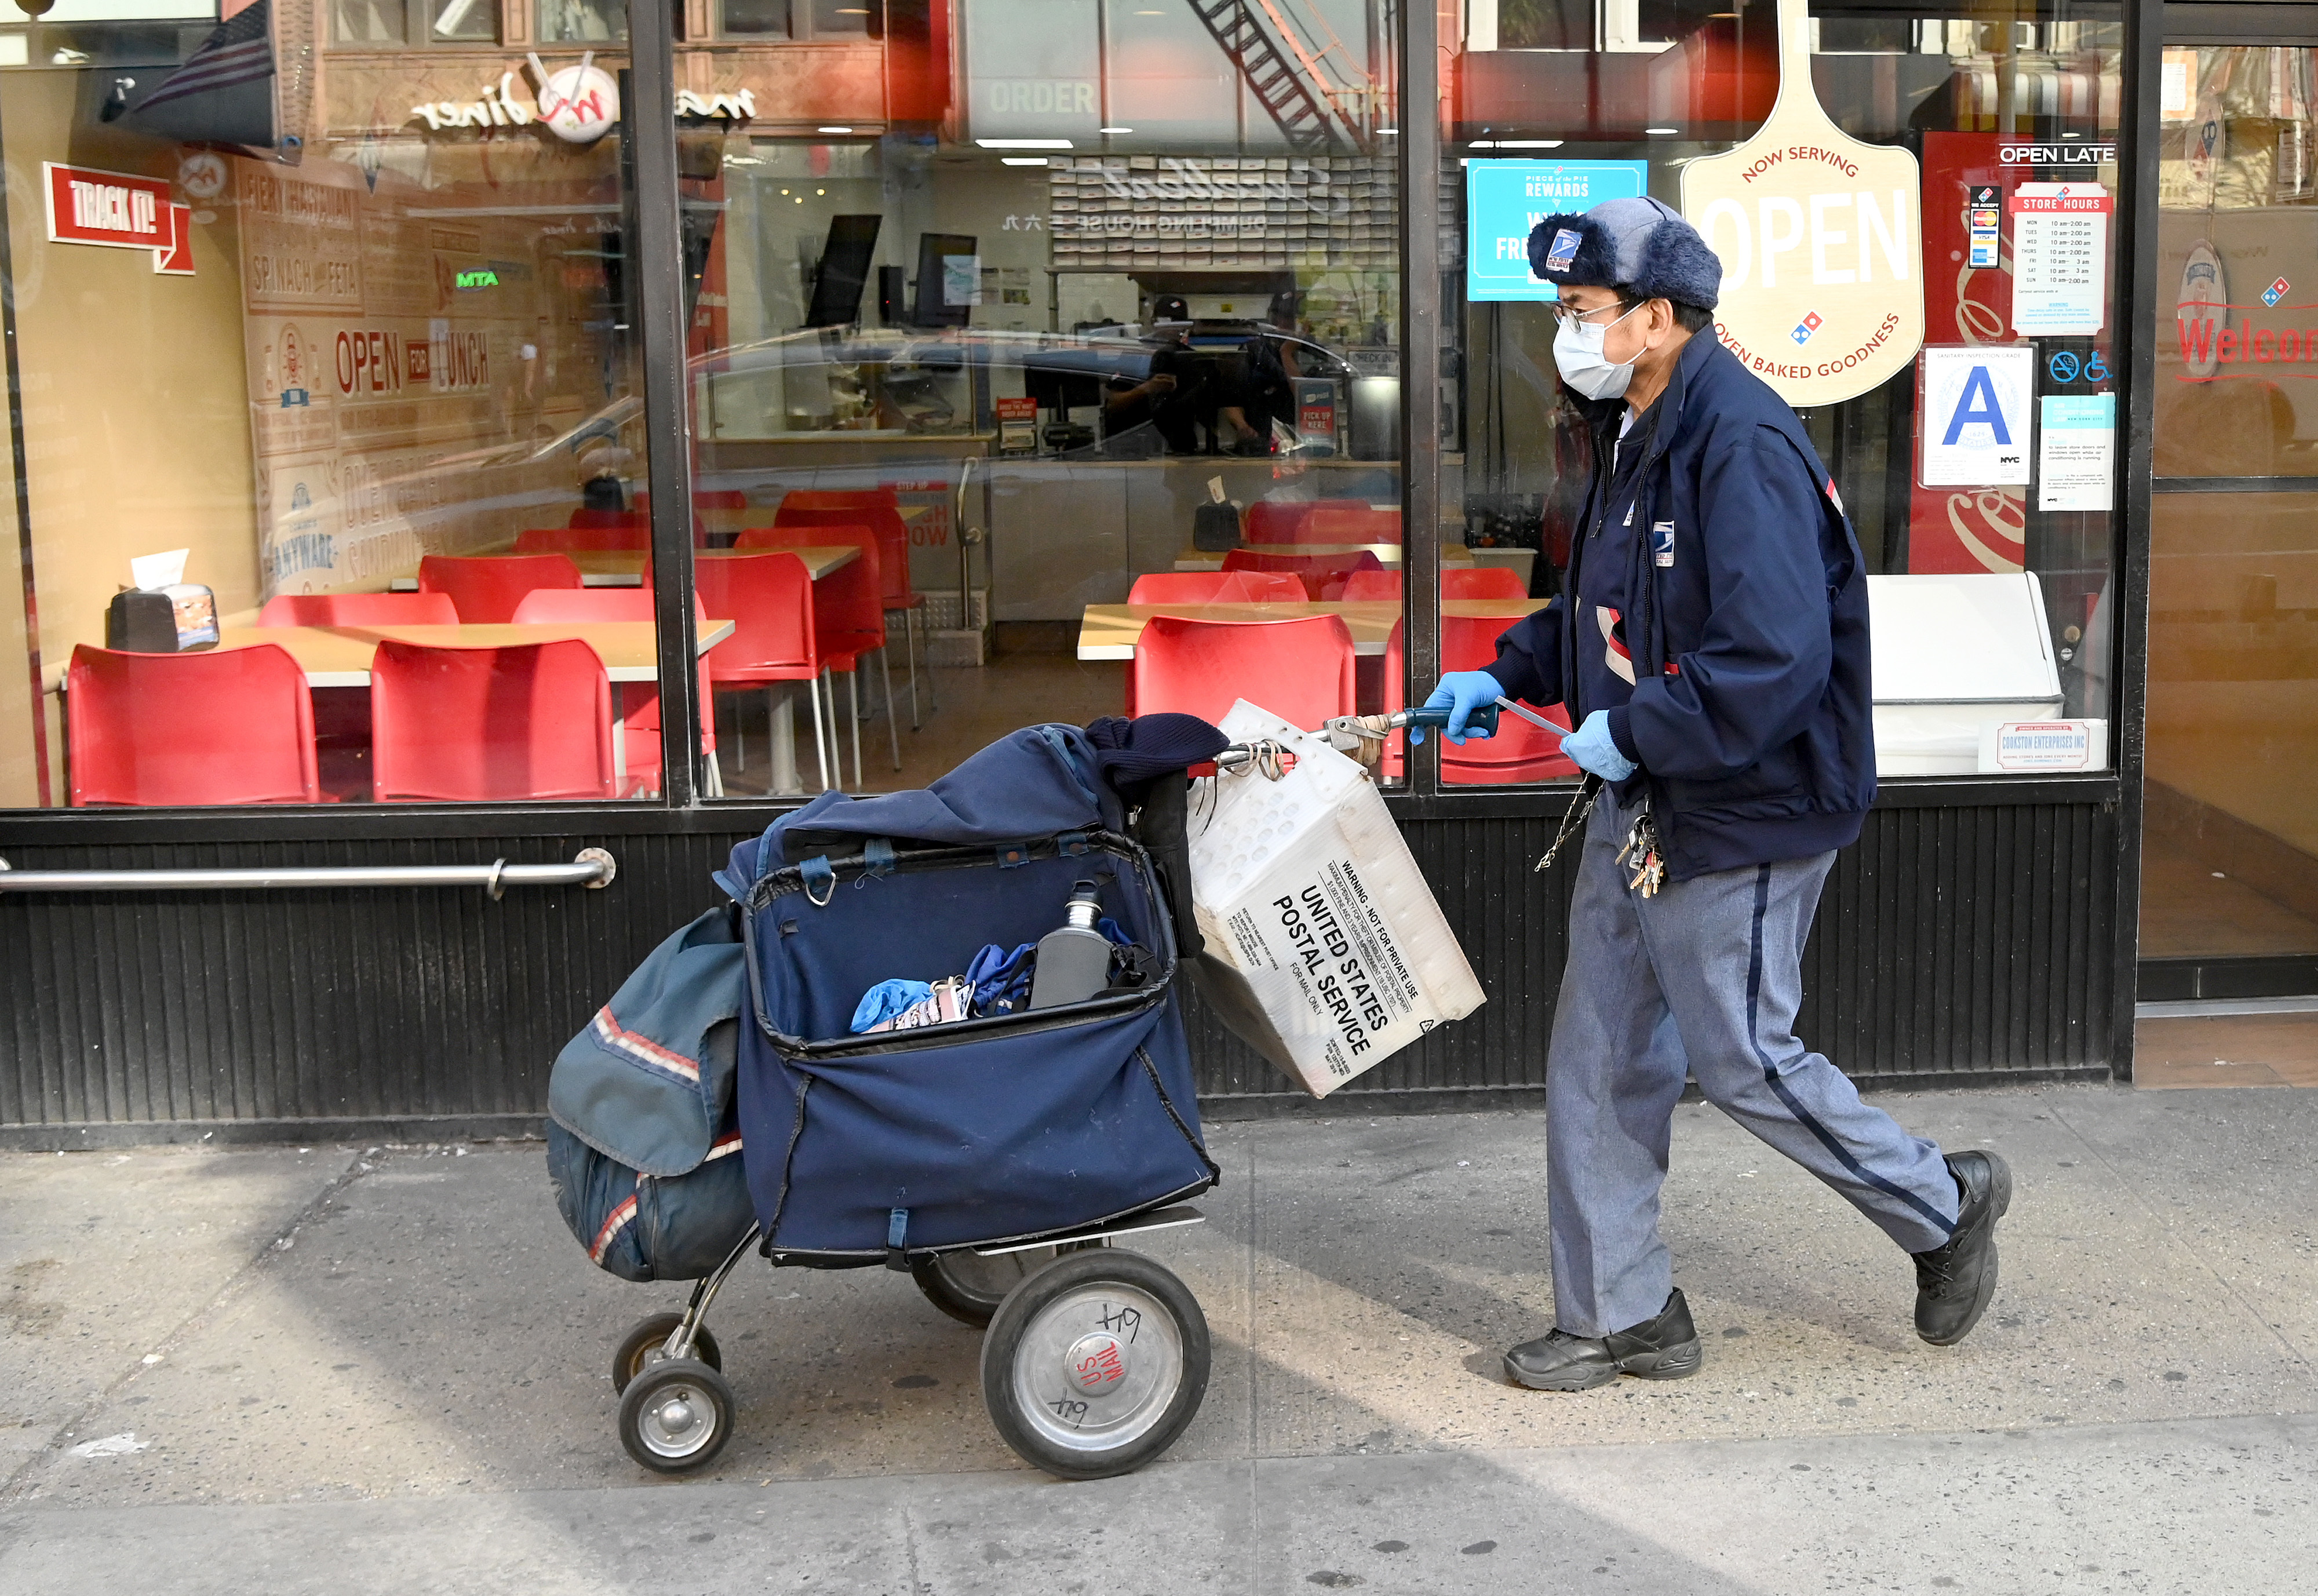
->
[0,803,2116,1136]
[1182,800,2120,1100]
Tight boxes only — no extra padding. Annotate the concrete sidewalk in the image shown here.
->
[1,1084,2313,1592]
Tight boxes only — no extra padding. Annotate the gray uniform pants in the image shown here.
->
[1546,786,1959,1337]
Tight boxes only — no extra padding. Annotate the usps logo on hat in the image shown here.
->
[1791,310,1824,345]
[1543,228,1581,274]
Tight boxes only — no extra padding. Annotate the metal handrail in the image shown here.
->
[0,847,616,897]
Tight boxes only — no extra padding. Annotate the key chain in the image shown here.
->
[1534,774,1603,873]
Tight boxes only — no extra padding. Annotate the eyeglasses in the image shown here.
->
[1546,299,1634,329]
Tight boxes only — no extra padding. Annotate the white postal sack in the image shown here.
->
[1187,701,1485,1096]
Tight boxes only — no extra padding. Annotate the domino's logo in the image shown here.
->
[2264,276,2291,307]
[1792,311,1823,345]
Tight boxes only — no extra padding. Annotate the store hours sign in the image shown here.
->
[1679,0,1923,406]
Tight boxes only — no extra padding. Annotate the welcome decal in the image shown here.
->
[1679,0,1924,407]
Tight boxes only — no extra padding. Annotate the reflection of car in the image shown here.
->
[260,325,1386,593]
[692,325,1362,457]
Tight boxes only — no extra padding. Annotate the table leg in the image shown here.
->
[611,682,628,795]
[769,684,803,796]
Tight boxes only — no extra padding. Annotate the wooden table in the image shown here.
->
[1076,597,1546,661]
[389,544,859,589]
[1172,542,1472,572]
[213,620,736,793]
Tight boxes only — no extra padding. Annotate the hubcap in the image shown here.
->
[636,1379,718,1459]
[1012,1283,1182,1455]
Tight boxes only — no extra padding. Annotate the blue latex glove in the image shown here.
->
[1420,670,1503,744]
[1560,710,1638,781]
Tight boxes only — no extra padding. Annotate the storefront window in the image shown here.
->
[1445,0,2124,784]
[537,0,625,45]
[0,6,649,808]
[330,0,500,45]
[2138,42,2318,975]
[678,0,1411,798]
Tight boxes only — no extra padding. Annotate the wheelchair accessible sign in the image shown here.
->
[1466,160,1649,303]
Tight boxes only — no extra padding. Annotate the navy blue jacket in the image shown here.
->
[1489,334,1877,881]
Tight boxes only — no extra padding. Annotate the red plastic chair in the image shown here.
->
[417,554,583,624]
[256,592,459,627]
[1130,614,1356,729]
[1241,498,1373,545]
[1442,566,1528,600]
[693,552,834,793]
[516,525,651,555]
[735,525,895,785]
[65,644,320,807]
[693,490,748,510]
[510,589,716,796]
[771,490,933,729]
[1222,548,1386,600]
[1338,569,1404,601]
[570,508,645,531]
[1306,506,1402,545]
[1439,614,1577,785]
[370,638,616,801]
[1128,570,1308,604]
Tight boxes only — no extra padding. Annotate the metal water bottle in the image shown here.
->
[1028,881,1111,1010]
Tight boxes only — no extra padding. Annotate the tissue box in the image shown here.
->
[106,585,218,653]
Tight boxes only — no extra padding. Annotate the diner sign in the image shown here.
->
[1679,0,1923,407]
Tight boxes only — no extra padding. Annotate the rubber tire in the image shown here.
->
[980,1248,1209,1481]
[617,1358,737,1474]
[612,1312,723,1395]
[912,1248,1069,1328]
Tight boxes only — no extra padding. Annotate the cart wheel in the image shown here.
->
[612,1313,722,1394]
[617,1358,735,1474]
[980,1248,1208,1481]
[913,1248,1065,1328]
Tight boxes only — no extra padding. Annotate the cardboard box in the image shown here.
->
[1187,701,1486,1096]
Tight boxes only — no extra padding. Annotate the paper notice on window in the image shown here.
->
[2037,394,2115,512]
[941,253,982,307]
[2009,184,2110,336]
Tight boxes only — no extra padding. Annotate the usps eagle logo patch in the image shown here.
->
[1543,227,1581,274]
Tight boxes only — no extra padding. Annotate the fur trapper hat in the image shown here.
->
[1526,196,1723,311]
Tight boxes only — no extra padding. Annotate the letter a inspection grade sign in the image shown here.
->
[1678,0,1923,407]
[1919,345,2035,487]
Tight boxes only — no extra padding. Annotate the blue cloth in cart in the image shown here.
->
[850,978,935,1033]
[727,725,1216,1260]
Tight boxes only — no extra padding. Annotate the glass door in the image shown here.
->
[2140,25,2318,999]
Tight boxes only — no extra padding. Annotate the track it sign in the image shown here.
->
[1919,346,2034,487]
[44,163,194,276]
[1679,0,1923,406]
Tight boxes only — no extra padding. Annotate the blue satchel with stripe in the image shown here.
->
[545,905,756,1281]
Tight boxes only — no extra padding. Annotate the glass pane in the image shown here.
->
[2140,45,2318,967]
[810,0,876,37]
[430,0,498,43]
[537,0,627,45]
[332,0,410,43]
[0,25,650,808]
[2142,493,2318,961]
[721,0,793,39]
[1444,1,2124,786]
[681,0,1406,799]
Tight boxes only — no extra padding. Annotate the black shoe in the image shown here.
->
[1912,1150,2014,1346]
[1504,1288,1704,1391]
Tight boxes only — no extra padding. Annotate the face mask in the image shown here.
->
[1552,301,1645,401]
